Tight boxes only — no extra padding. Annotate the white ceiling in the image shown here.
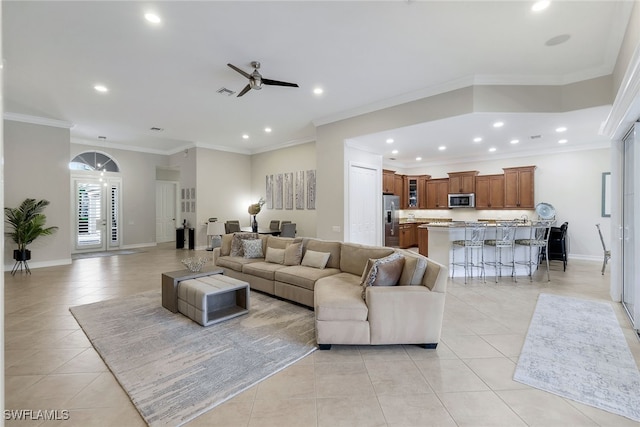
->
[3,1,634,166]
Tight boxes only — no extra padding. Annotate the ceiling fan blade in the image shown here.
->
[262,78,299,88]
[227,63,251,79]
[236,84,252,97]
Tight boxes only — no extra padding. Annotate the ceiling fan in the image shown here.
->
[227,61,299,97]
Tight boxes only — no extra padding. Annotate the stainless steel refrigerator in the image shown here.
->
[383,195,400,247]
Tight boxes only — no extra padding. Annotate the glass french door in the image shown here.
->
[622,123,639,330]
[73,176,121,251]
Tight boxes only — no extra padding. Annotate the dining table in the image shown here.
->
[240,227,281,236]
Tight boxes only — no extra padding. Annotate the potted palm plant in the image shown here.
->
[5,198,58,274]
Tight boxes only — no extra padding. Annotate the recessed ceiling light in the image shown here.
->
[473,137,483,143]
[510,139,519,144]
[556,126,567,132]
[242,134,249,140]
[493,121,504,128]
[489,147,497,152]
[531,1,550,12]
[391,149,398,154]
[416,157,422,161]
[438,146,446,151]
[313,87,323,95]
[386,138,394,144]
[558,139,568,144]
[264,127,272,133]
[94,84,108,93]
[144,13,161,24]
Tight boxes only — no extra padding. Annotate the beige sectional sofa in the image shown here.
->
[212,233,448,349]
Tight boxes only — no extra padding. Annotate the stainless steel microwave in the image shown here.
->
[448,193,475,208]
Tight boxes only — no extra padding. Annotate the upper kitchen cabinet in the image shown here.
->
[383,169,396,194]
[404,175,430,208]
[475,174,505,209]
[426,178,450,209]
[503,166,536,208]
[394,173,404,199]
[448,171,479,194]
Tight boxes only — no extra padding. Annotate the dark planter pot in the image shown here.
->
[13,249,31,261]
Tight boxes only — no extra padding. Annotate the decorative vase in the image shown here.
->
[252,216,258,232]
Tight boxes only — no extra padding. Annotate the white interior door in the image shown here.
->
[348,163,379,245]
[156,181,177,243]
[622,123,640,330]
[73,176,121,252]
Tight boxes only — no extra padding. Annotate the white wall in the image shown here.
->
[250,142,317,238]
[4,120,71,268]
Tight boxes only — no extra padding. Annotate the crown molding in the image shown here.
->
[71,137,171,155]
[4,112,74,129]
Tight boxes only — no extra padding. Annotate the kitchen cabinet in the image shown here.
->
[394,173,404,198]
[504,166,536,208]
[403,175,429,209]
[399,223,417,248]
[475,174,505,209]
[383,169,396,194]
[426,178,450,209]
[418,225,428,256]
[448,171,479,194]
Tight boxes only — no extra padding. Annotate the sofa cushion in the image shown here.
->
[275,265,341,291]
[301,250,331,269]
[243,261,287,281]
[230,233,258,256]
[265,246,285,264]
[267,236,296,249]
[242,239,264,258]
[315,274,368,322]
[395,249,428,286]
[361,252,405,299]
[340,243,395,276]
[304,239,342,269]
[284,242,303,266]
[216,255,262,272]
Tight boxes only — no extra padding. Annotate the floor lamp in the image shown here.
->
[206,221,226,251]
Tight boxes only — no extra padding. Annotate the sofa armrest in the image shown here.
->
[366,285,446,345]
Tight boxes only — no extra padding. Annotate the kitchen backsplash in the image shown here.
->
[400,209,536,222]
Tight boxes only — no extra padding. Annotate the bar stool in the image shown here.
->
[451,222,487,284]
[484,220,518,283]
[514,220,552,281]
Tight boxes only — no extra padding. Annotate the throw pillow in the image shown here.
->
[361,252,405,299]
[230,233,258,257]
[284,242,303,266]
[301,250,331,269]
[242,239,264,259]
[265,246,285,264]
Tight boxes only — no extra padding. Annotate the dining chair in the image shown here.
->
[269,220,280,231]
[596,223,611,275]
[225,221,241,234]
[280,223,296,238]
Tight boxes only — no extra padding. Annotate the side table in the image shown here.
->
[161,268,224,313]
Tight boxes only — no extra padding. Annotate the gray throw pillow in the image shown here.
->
[242,239,264,259]
[230,233,258,257]
[361,252,405,299]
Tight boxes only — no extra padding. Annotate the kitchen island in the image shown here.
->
[422,222,543,279]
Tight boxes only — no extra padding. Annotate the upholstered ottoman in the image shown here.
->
[177,275,249,326]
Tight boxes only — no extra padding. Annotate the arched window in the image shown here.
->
[69,151,120,172]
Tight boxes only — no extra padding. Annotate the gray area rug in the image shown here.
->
[514,293,640,422]
[70,290,316,426]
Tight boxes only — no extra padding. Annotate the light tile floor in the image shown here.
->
[5,244,640,426]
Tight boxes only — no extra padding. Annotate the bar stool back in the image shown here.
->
[515,220,552,281]
[484,220,518,283]
[451,222,487,284]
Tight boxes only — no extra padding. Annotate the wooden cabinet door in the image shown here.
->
[476,175,504,209]
[405,176,418,208]
[382,170,395,194]
[504,166,535,208]
[417,175,429,209]
[418,226,428,256]
[448,171,478,193]
[426,179,449,209]
[394,174,404,197]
